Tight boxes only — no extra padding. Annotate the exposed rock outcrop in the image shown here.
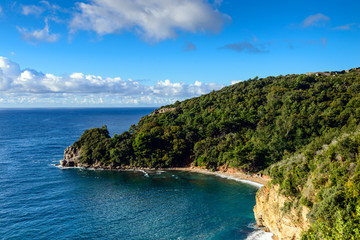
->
[59,146,137,169]
[149,107,176,116]
[60,146,81,167]
[305,67,360,77]
[254,185,310,240]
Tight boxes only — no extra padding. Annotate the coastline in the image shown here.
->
[56,163,274,239]
[167,166,269,188]
[57,163,269,188]
[168,167,275,240]
[167,168,275,240]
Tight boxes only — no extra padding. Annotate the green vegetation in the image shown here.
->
[72,68,360,238]
[74,69,360,170]
[267,130,360,239]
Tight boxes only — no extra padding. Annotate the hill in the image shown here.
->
[64,68,360,239]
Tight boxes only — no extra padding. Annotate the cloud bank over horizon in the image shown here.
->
[0,57,223,106]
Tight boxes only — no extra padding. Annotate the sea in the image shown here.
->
[0,108,272,240]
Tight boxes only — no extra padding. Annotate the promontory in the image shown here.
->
[62,68,360,239]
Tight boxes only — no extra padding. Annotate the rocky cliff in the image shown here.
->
[254,184,311,240]
[60,146,81,167]
[60,145,135,169]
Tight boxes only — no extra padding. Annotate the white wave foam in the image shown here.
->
[51,164,85,170]
[211,172,264,188]
[138,169,149,177]
[50,163,61,168]
[246,230,273,240]
[247,223,258,229]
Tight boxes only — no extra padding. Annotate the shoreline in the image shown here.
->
[166,167,269,188]
[56,163,269,188]
[56,163,274,239]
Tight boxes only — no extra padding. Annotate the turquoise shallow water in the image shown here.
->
[0,108,262,240]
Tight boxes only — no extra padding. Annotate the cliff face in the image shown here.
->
[254,184,310,240]
[60,145,130,169]
[60,146,81,167]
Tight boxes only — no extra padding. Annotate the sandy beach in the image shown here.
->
[165,166,270,187]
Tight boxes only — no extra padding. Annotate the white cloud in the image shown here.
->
[70,0,230,42]
[0,5,2,15]
[0,94,189,106]
[18,19,59,43]
[231,80,242,85]
[21,5,44,16]
[149,79,221,97]
[0,57,21,91]
[302,13,330,28]
[0,57,223,105]
[334,23,355,30]
[21,1,63,16]
[39,1,61,12]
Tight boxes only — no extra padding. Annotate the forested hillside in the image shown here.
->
[69,68,360,239]
[73,68,360,172]
[266,129,360,239]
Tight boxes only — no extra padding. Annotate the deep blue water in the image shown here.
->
[0,108,262,240]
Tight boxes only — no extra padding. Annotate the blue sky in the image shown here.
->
[0,0,359,107]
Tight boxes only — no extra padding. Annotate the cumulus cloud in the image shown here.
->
[150,80,220,97]
[17,19,59,43]
[70,0,230,42]
[302,13,330,28]
[0,57,223,105]
[219,41,269,53]
[0,57,21,91]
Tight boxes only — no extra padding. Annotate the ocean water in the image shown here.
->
[0,108,270,240]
